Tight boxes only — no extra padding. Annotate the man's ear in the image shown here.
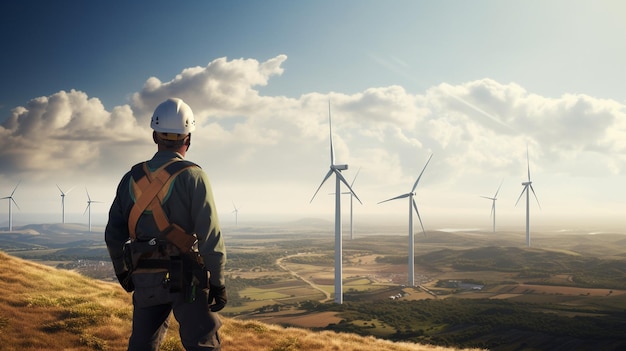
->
[185,134,191,151]
[152,131,158,144]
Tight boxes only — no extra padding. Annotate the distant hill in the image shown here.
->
[287,217,334,228]
[0,251,478,351]
[415,245,626,290]
[0,223,103,251]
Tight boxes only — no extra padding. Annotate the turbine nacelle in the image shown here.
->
[332,164,348,171]
[522,181,532,186]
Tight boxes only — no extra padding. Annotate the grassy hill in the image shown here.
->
[0,251,480,351]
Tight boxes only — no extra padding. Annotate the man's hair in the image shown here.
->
[155,132,190,149]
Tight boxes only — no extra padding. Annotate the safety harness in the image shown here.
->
[125,159,201,266]
[124,159,204,297]
[128,159,197,241]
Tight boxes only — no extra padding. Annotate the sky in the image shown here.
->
[1,0,626,232]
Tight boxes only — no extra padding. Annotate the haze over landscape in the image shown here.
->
[2,1,626,232]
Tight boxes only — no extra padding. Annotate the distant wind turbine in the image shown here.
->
[310,101,362,304]
[84,188,102,232]
[515,148,540,247]
[345,168,361,240]
[378,154,432,287]
[331,168,361,240]
[232,202,239,225]
[1,181,21,232]
[57,185,75,224]
[481,179,503,233]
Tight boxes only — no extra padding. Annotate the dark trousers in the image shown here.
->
[127,289,221,351]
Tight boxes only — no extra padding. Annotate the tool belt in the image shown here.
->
[123,236,207,307]
[124,229,204,272]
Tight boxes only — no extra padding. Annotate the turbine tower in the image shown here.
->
[1,181,21,232]
[310,101,362,304]
[84,188,102,232]
[481,179,503,233]
[515,148,540,247]
[57,185,74,224]
[378,154,432,287]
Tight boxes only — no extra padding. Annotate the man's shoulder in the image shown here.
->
[179,160,205,177]
[166,159,201,173]
[131,158,202,179]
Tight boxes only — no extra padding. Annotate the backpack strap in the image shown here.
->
[127,160,198,239]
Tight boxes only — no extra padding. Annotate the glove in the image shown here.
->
[116,270,134,292]
[208,285,227,312]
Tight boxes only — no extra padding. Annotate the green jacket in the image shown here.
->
[105,151,226,287]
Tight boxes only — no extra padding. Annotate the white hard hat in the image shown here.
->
[150,98,196,134]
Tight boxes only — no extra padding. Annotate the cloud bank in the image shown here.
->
[1,55,625,225]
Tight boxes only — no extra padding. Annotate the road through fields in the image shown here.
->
[276,254,332,303]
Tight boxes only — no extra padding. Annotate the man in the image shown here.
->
[105,97,226,351]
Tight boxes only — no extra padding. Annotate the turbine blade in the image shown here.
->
[494,178,504,198]
[56,184,63,194]
[310,169,334,203]
[411,154,433,192]
[526,146,531,182]
[529,184,541,209]
[490,201,495,218]
[83,204,90,215]
[10,180,21,196]
[337,170,362,204]
[328,101,335,166]
[85,188,91,201]
[378,193,410,204]
[11,198,20,211]
[514,186,527,206]
[413,198,426,238]
[481,196,496,216]
[350,167,361,187]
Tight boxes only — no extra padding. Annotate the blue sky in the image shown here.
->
[4,0,625,111]
[1,0,626,232]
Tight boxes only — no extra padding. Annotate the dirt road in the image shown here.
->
[276,254,332,303]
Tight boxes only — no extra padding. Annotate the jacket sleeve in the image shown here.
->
[187,167,226,287]
[105,172,132,275]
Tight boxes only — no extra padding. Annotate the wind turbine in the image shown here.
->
[310,102,362,304]
[481,179,503,233]
[57,185,75,224]
[232,202,239,226]
[345,168,361,240]
[329,168,361,239]
[84,188,102,232]
[1,181,21,232]
[515,148,540,247]
[378,154,432,287]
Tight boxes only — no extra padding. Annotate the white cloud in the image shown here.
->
[0,90,142,178]
[131,55,289,123]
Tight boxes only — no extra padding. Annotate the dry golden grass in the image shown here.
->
[0,251,482,351]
